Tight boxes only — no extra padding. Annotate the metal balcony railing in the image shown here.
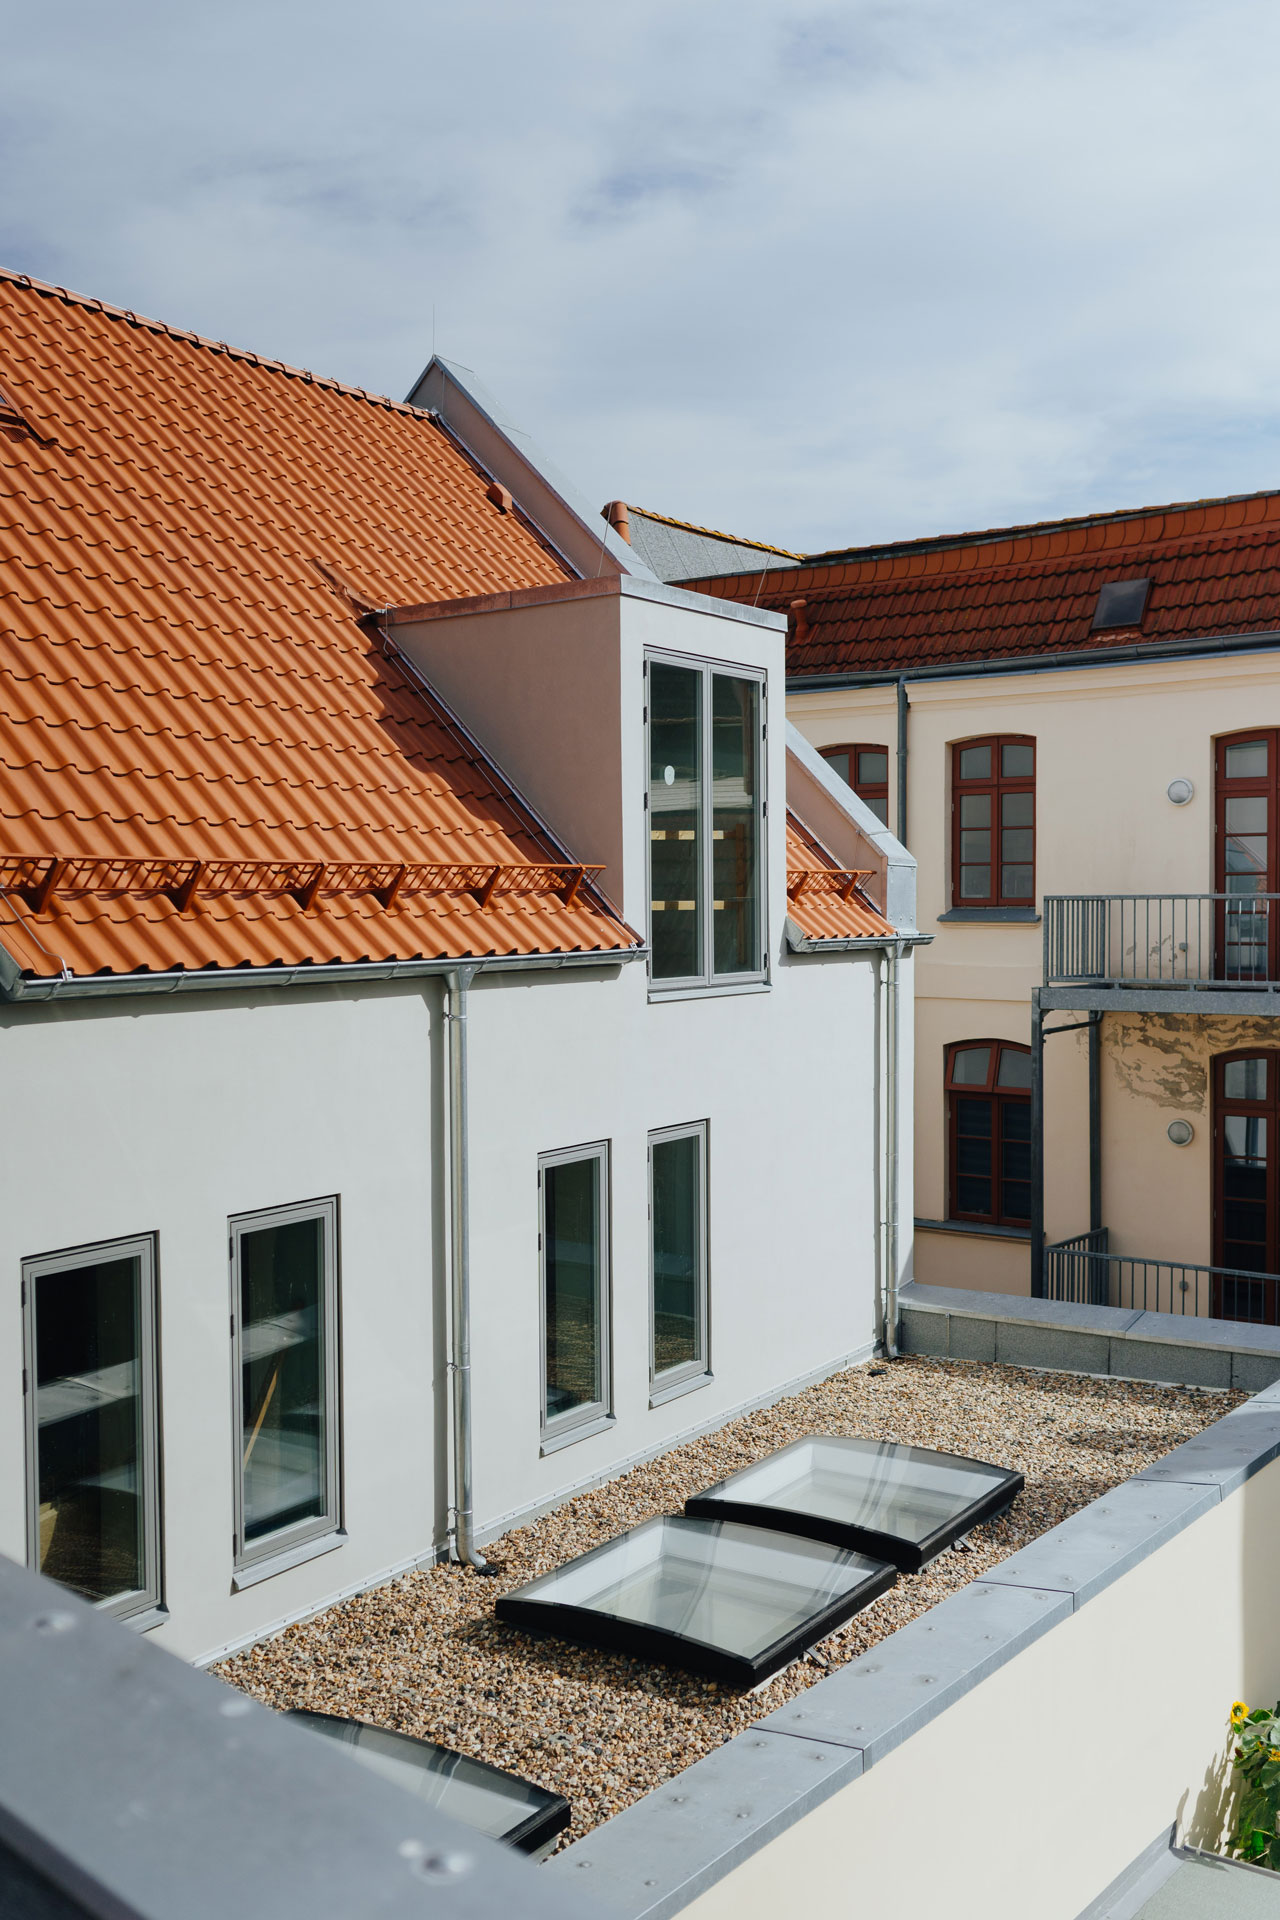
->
[1045,1228,1280,1324]
[1043,893,1280,989]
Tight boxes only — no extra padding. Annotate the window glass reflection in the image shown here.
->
[240,1218,326,1543]
[712,675,760,976]
[1224,1057,1268,1101]
[544,1155,603,1423]
[1225,741,1268,780]
[34,1255,144,1604]
[649,663,702,981]
[652,1133,702,1378]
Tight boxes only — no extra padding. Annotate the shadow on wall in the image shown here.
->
[1182,1459,1280,1854]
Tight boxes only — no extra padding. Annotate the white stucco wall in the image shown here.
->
[1,584,910,1662]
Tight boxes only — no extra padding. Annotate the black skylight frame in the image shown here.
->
[284,1710,571,1858]
[1092,577,1151,630]
[495,1513,896,1688]
[684,1437,1024,1574]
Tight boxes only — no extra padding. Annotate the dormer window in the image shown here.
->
[647,656,766,991]
[1092,578,1150,630]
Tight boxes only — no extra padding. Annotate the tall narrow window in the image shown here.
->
[648,657,765,988]
[231,1198,340,1570]
[951,736,1035,909]
[541,1145,610,1443]
[1214,1051,1280,1323]
[23,1234,161,1621]
[650,1123,709,1397]
[819,743,890,824]
[1216,731,1277,981]
[945,1042,1032,1228]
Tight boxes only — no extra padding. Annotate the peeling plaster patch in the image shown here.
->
[1106,1015,1280,1110]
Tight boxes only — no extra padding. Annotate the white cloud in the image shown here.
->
[4,0,1279,549]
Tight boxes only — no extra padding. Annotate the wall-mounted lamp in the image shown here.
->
[1167,1119,1195,1147]
[1167,778,1194,806]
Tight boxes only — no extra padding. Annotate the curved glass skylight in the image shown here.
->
[285,1710,571,1859]
[495,1514,895,1687]
[685,1437,1023,1572]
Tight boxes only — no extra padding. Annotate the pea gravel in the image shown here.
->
[216,1356,1244,1850]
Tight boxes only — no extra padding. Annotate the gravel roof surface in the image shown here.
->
[216,1356,1244,1850]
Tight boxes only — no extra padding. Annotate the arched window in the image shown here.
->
[951,736,1035,909]
[945,1040,1032,1227]
[819,743,890,824]
[1213,1049,1280,1322]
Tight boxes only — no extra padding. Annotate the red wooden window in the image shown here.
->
[1213,1049,1280,1323]
[1216,730,1278,981]
[951,736,1035,909]
[945,1041,1032,1228]
[820,743,890,825]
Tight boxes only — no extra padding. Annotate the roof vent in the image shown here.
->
[486,480,513,513]
[1092,577,1150,630]
[790,597,810,644]
[602,499,631,544]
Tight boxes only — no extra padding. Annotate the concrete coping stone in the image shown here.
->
[1125,1310,1280,1355]
[900,1282,1144,1336]
[547,1386,1280,1920]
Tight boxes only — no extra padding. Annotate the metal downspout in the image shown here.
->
[872,944,884,1353]
[895,677,909,846]
[884,940,902,1357]
[445,966,491,1572]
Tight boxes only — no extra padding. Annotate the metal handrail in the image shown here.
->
[1043,893,1280,989]
[1045,1231,1280,1323]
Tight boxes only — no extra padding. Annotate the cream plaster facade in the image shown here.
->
[789,642,1280,1301]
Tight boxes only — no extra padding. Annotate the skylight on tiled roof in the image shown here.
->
[1092,577,1151,630]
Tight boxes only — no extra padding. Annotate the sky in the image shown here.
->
[4,0,1280,552]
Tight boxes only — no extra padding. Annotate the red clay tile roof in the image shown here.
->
[784,812,892,942]
[680,488,1280,676]
[0,268,639,980]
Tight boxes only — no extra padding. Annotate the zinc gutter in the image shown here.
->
[783,920,931,954]
[786,627,1280,692]
[0,944,646,1006]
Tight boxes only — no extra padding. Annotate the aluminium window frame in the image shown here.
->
[648,1119,711,1403]
[645,650,769,998]
[229,1195,342,1576]
[950,734,1036,911]
[538,1141,613,1450]
[22,1230,163,1625]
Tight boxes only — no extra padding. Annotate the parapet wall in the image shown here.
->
[546,1385,1280,1920]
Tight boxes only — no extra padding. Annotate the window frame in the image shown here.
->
[22,1230,163,1624]
[538,1141,613,1449]
[648,1120,711,1403]
[1215,729,1278,982]
[1212,1048,1280,1322]
[950,735,1036,910]
[819,742,890,825]
[230,1195,341,1575]
[945,1041,1032,1229]
[645,651,768,997]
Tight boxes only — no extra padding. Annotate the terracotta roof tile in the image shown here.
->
[785,812,892,942]
[0,269,639,979]
[682,489,1280,675]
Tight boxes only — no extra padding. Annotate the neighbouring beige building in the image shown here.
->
[631,490,1280,1324]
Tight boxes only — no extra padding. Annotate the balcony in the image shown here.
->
[1042,893,1280,1012]
[1044,1229,1280,1325]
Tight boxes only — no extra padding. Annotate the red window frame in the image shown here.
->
[951,735,1036,909]
[1215,729,1278,981]
[945,1040,1032,1228]
[819,743,890,825]
[1212,1048,1280,1323]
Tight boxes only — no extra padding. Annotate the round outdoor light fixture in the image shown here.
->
[1167,1119,1195,1147]
[1167,777,1195,806]
[663,765,675,785]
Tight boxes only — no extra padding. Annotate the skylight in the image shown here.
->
[495,1514,896,1687]
[1092,578,1151,630]
[286,1710,571,1858]
[685,1438,1023,1572]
